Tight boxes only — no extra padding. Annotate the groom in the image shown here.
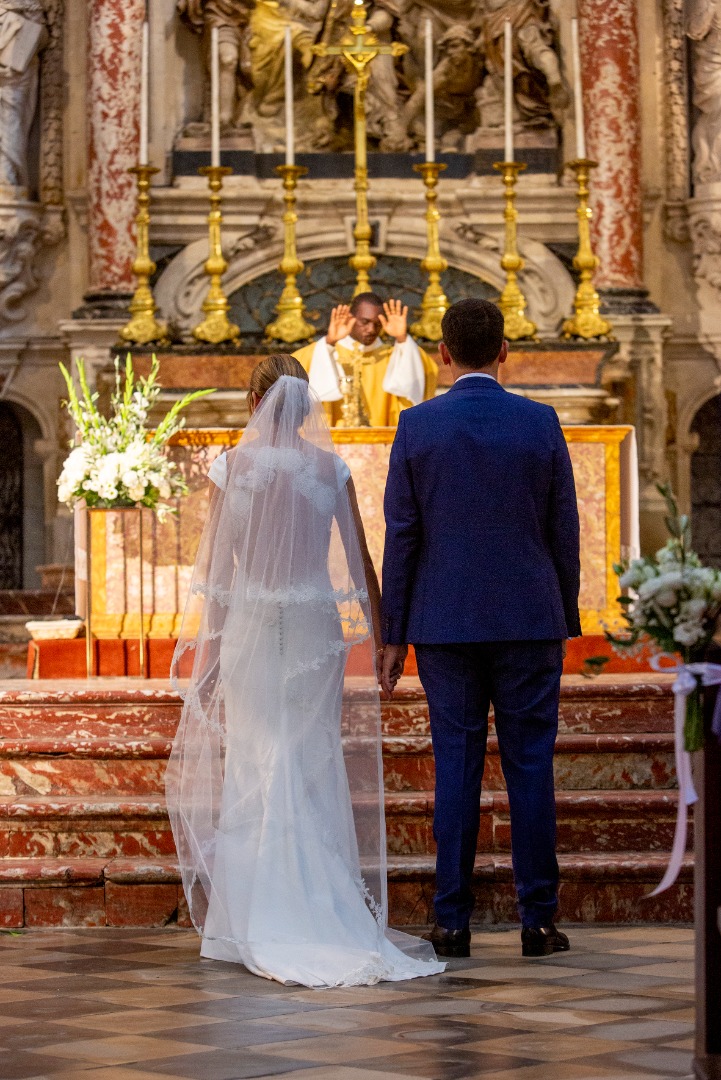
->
[381,298,581,959]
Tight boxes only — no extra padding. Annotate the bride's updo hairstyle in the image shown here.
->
[248,353,311,430]
[248,354,308,409]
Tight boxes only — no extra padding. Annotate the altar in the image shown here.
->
[69,423,638,672]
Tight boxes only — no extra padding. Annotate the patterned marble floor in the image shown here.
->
[0,926,694,1080]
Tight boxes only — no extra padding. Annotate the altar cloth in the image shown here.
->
[74,425,638,643]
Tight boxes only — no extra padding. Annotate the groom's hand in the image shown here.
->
[382,644,408,698]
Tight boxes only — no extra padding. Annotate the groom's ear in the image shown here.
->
[497,340,509,366]
[439,341,453,367]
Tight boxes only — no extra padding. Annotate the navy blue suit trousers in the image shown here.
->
[415,640,562,930]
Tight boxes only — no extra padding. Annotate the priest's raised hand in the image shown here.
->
[326,304,356,347]
[293,291,438,427]
[378,299,408,344]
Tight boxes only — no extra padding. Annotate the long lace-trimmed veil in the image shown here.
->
[166,376,438,977]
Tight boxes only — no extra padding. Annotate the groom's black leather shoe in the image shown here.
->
[422,924,471,958]
[521,924,570,958]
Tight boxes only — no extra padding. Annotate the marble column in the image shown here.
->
[577,0,646,305]
[84,0,145,312]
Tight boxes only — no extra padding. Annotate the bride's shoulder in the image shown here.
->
[207,450,228,490]
[332,453,351,489]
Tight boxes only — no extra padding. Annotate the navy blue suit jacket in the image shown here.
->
[381,376,582,645]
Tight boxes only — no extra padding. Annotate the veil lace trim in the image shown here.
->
[230,444,338,519]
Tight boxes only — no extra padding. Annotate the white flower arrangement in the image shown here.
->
[58,354,214,519]
[607,483,721,750]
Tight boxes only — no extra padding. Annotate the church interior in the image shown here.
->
[0,0,719,1077]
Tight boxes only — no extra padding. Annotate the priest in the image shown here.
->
[293,293,438,426]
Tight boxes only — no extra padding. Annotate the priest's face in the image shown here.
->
[351,301,383,346]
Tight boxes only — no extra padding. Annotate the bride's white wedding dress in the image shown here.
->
[166,376,444,987]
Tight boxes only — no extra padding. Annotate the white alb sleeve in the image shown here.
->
[308,337,343,402]
[382,336,425,406]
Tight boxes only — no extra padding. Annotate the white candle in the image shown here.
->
[504,19,513,163]
[424,18,434,163]
[210,24,220,167]
[284,26,294,166]
[139,21,149,166]
[571,17,586,159]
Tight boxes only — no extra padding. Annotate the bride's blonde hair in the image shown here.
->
[248,354,308,412]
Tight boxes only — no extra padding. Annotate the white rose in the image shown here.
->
[680,598,707,620]
[620,568,642,589]
[674,622,704,647]
[638,578,661,600]
[655,589,679,608]
[121,469,140,490]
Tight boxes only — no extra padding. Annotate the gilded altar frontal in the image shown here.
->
[0,0,719,603]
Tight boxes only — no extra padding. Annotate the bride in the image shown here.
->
[166,354,445,987]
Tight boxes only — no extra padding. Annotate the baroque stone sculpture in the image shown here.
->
[687,0,721,183]
[0,0,48,189]
[177,0,569,153]
[177,0,254,134]
[473,0,568,137]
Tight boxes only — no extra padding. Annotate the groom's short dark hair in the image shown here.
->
[441,299,505,368]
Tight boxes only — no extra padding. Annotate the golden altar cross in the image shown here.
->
[312,0,408,295]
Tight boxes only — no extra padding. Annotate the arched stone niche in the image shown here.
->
[691,393,721,568]
[0,399,45,589]
[153,226,575,343]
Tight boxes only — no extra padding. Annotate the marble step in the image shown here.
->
[0,796,175,860]
[0,789,688,861]
[381,732,677,792]
[388,852,693,925]
[0,851,693,929]
[386,790,689,854]
[0,674,675,738]
[0,730,677,797]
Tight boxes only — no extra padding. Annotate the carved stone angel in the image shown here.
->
[245,0,329,151]
[306,0,410,151]
[687,0,721,183]
[0,0,47,190]
[402,24,483,151]
[474,0,569,132]
[177,0,254,132]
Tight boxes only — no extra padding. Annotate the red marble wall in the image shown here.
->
[87,0,145,293]
[578,0,644,290]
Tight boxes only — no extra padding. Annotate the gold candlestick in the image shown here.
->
[410,162,449,342]
[493,161,537,341]
[265,165,316,343]
[192,165,240,345]
[562,159,613,340]
[119,165,168,346]
[312,2,407,296]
